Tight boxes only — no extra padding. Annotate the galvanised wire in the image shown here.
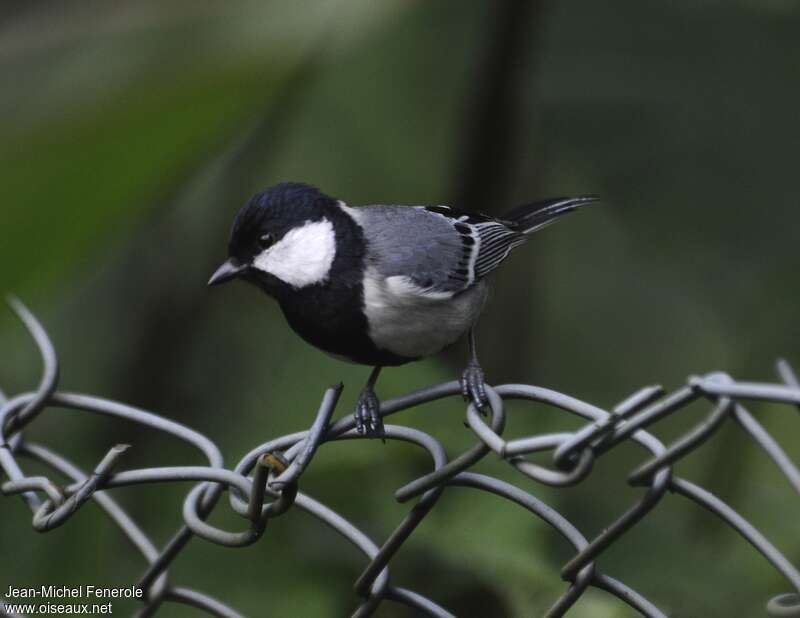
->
[1,299,799,618]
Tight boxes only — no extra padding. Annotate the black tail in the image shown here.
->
[502,195,598,234]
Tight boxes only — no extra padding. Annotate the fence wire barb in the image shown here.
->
[1,298,799,618]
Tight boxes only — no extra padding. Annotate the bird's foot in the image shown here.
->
[461,362,489,414]
[355,387,384,438]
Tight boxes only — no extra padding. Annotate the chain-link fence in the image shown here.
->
[1,297,799,617]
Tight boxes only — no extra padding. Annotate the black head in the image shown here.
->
[208,182,340,294]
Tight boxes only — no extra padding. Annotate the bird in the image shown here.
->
[208,182,596,436]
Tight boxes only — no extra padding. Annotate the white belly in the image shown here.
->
[362,272,488,359]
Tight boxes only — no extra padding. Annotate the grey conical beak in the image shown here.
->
[208,259,247,286]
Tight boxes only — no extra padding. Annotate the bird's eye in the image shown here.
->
[258,233,274,249]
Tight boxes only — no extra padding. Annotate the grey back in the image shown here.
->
[355,205,467,293]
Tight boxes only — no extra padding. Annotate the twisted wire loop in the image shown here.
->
[1,300,799,618]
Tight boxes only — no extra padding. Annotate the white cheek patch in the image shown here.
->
[252,219,336,288]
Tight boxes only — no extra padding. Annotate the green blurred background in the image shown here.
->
[1,1,799,616]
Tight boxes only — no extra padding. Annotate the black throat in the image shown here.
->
[257,203,410,367]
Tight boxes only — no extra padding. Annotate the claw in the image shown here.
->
[461,362,488,414]
[355,387,384,438]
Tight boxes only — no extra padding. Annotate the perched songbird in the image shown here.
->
[209,182,596,436]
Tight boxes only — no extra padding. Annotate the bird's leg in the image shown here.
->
[461,328,488,413]
[355,366,383,437]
